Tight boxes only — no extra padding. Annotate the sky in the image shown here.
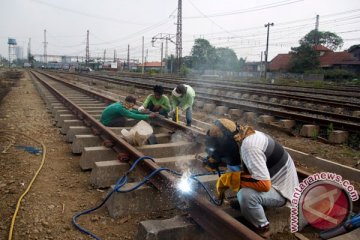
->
[0,0,359,63]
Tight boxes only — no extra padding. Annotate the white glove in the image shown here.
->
[138,105,145,112]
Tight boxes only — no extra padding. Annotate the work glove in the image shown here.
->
[216,172,241,199]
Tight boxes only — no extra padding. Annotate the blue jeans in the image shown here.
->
[185,107,192,126]
[237,187,286,228]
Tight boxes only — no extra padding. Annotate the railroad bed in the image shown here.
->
[29,70,359,240]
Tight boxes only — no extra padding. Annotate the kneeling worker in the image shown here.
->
[100,95,156,127]
[138,85,170,117]
[204,118,299,239]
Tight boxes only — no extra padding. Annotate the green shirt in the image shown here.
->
[100,102,149,126]
[170,84,196,111]
[143,94,171,111]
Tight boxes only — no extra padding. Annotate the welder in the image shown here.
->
[203,118,299,239]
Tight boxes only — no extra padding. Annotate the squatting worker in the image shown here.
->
[138,85,171,117]
[169,84,195,126]
[205,118,299,239]
[100,95,157,127]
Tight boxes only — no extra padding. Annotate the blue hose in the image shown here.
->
[72,156,222,239]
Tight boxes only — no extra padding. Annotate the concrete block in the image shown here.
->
[228,109,242,118]
[290,100,300,106]
[90,160,129,188]
[233,92,242,98]
[258,115,275,124]
[80,146,117,170]
[260,96,268,102]
[279,119,296,129]
[250,94,258,100]
[300,125,319,138]
[332,107,344,114]
[71,134,103,154]
[55,110,72,122]
[137,141,201,158]
[243,112,257,122]
[202,103,216,114]
[304,103,314,109]
[279,99,289,105]
[155,155,204,173]
[269,98,278,103]
[214,106,229,116]
[317,105,329,112]
[65,126,92,142]
[352,111,360,117]
[194,100,205,109]
[328,130,348,144]
[51,106,67,115]
[106,183,174,218]
[56,114,77,127]
[60,120,84,134]
[135,215,214,240]
[241,93,250,99]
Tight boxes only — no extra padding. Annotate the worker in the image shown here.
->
[138,85,170,117]
[204,118,299,239]
[169,84,195,126]
[100,95,156,127]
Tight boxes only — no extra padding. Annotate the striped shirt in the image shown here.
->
[240,131,299,201]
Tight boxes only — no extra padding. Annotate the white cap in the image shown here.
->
[172,88,182,97]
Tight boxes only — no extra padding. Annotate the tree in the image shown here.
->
[300,30,343,51]
[289,43,319,73]
[190,38,216,72]
[214,47,239,71]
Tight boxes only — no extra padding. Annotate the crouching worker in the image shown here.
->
[138,85,170,117]
[169,84,195,126]
[100,95,157,127]
[204,118,299,239]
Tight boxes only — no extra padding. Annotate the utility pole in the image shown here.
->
[27,38,31,62]
[176,0,182,73]
[103,49,106,63]
[86,30,89,67]
[113,49,117,62]
[142,36,145,74]
[315,15,320,45]
[43,29,48,65]
[264,22,274,81]
[127,44,130,71]
[160,42,164,74]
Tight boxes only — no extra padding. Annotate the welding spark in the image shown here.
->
[177,170,192,193]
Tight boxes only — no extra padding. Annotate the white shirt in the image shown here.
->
[241,131,299,201]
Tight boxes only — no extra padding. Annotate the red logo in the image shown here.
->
[300,181,351,230]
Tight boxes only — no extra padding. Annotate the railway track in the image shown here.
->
[29,70,359,239]
[48,70,360,139]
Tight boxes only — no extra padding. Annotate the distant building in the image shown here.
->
[14,46,23,60]
[243,61,264,72]
[269,45,360,73]
[138,61,165,71]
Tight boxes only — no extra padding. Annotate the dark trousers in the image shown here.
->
[147,102,169,117]
[107,117,127,127]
